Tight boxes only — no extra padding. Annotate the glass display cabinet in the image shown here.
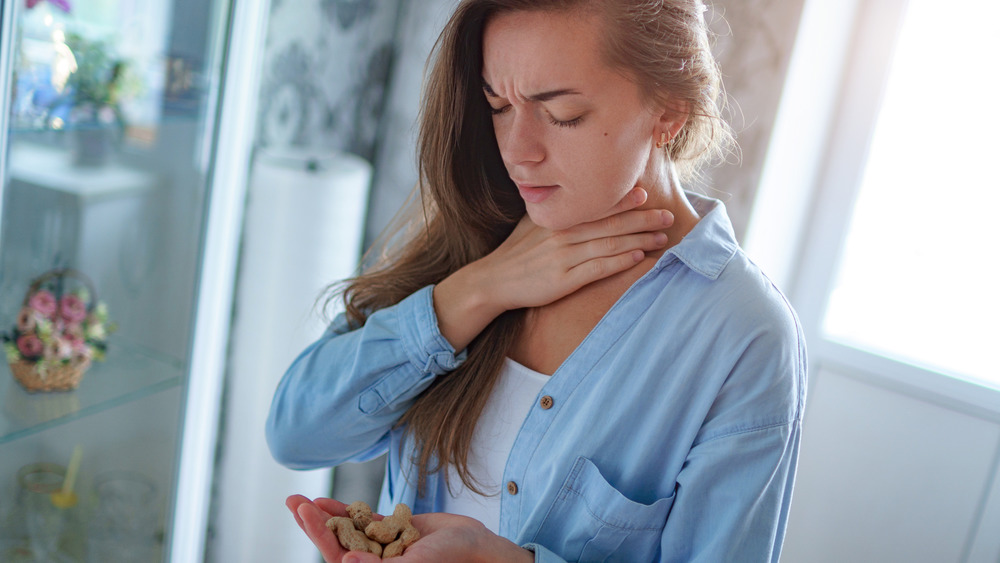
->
[0,0,265,560]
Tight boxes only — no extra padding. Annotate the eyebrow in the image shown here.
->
[482,79,582,102]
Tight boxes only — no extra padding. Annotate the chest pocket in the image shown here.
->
[531,456,675,562]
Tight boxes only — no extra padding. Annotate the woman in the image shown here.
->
[267,0,806,561]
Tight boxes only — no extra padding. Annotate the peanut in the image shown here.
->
[383,524,420,558]
[328,502,420,559]
[326,516,382,556]
[347,500,374,531]
[365,503,413,544]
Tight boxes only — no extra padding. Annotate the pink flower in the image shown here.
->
[43,338,73,362]
[59,294,87,324]
[61,331,87,352]
[16,307,38,333]
[63,323,83,338]
[16,334,44,359]
[28,290,58,318]
[26,0,71,13]
[50,337,74,360]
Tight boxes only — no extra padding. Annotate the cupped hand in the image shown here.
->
[286,495,358,562]
[287,495,532,563]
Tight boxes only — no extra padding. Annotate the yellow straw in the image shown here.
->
[62,445,82,494]
[50,445,82,508]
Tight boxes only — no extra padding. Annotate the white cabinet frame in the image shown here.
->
[166,0,270,560]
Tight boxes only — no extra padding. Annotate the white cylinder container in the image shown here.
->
[215,148,372,563]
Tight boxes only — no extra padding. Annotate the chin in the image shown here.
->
[525,206,587,232]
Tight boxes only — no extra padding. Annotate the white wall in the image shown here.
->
[781,368,1000,562]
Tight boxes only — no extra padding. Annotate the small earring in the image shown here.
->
[655,132,667,149]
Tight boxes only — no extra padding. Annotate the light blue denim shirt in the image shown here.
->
[267,192,807,562]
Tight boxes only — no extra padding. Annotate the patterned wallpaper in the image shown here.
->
[703,0,806,239]
[256,0,400,162]
[364,0,460,247]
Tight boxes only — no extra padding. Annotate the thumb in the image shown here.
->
[593,186,647,221]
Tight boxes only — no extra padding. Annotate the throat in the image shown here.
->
[510,256,657,375]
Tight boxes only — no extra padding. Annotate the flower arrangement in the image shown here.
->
[2,269,115,392]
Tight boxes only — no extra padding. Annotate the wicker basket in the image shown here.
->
[10,357,92,392]
[7,269,98,393]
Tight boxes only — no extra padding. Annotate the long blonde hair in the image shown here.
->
[336,0,732,495]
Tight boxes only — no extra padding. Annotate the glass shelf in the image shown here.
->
[0,342,184,445]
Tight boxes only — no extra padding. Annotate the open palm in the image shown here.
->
[286,495,531,562]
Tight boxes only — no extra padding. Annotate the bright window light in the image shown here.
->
[822,0,1000,386]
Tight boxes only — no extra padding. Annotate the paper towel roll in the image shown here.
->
[241,147,371,340]
[217,148,372,563]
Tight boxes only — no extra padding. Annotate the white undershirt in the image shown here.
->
[439,357,549,533]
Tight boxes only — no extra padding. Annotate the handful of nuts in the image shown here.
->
[326,501,420,558]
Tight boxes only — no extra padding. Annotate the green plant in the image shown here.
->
[64,33,130,126]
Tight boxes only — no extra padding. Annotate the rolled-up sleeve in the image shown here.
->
[522,543,570,563]
[266,285,466,469]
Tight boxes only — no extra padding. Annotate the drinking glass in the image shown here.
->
[17,462,68,562]
[87,471,158,563]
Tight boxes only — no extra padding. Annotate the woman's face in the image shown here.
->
[482,9,665,231]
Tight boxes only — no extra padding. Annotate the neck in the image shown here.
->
[638,160,701,254]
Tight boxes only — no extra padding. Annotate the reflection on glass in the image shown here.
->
[1,0,228,558]
[87,471,158,563]
[12,0,166,147]
[17,462,70,562]
[2,0,218,364]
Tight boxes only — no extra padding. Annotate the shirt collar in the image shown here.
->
[659,191,740,280]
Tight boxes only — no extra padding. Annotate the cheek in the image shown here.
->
[567,127,650,192]
[614,119,657,181]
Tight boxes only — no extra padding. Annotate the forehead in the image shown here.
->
[481,9,614,94]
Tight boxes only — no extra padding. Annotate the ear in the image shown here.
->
[656,99,689,143]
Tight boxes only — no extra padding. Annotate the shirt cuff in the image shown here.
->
[398,285,467,373]
[357,285,467,414]
[521,543,565,563]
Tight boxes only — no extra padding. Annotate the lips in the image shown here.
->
[515,182,559,204]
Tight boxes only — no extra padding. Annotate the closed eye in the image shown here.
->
[487,99,584,128]
[549,115,583,128]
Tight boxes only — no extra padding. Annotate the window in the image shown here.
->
[822,0,1000,387]
[751,0,1000,407]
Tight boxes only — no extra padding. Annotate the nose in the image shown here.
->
[497,109,545,166]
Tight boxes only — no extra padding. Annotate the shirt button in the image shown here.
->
[539,395,554,410]
[507,481,519,495]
